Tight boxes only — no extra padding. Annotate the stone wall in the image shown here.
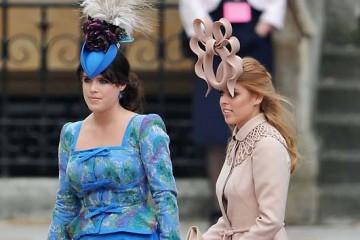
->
[273,0,325,224]
[324,0,360,46]
[316,0,360,224]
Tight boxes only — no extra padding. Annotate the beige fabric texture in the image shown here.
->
[202,114,291,240]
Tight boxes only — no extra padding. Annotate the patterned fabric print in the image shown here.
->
[47,114,180,240]
[226,123,287,166]
[137,115,181,240]
[48,122,81,240]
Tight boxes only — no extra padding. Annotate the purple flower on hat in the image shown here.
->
[83,18,117,52]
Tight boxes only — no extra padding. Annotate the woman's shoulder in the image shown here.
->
[131,113,168,140]
[59,121,83,148]
[135,113,164,122]
[252,122,286,147]
[252,127,291,165]
[60,121,81,135]
[58,121,82,151]
[132,113,165,129]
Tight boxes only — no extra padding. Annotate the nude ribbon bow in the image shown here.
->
[190,17,243,97]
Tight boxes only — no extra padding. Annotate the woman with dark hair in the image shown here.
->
[47,1,180,239]
[76,49,143,113]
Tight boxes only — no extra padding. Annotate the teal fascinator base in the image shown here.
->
[80,43,118,78]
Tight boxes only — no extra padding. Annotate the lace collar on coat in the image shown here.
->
[226,113,287,166]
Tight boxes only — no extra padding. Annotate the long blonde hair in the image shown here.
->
[238,57,299,172]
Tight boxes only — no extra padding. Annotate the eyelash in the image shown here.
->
[82,77,91,83]
[99,79,109,84]
[82,77,109,84]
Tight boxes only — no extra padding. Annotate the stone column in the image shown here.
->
[273,0,325,224]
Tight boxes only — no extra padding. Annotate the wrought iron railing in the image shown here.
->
[0,0,205,177]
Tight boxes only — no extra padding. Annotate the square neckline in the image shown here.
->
[72,114,139,153]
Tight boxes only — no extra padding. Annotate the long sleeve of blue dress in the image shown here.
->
[47,114,180,240]
[48,123,81,240]
[138,114,181,240]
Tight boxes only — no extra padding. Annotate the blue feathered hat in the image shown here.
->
[79,0,155,78]
[80,43,118,79]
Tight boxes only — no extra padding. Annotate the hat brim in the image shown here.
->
[80,43,118,78]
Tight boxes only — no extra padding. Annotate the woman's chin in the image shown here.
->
[86,105,102,113]
[223,117,234,126]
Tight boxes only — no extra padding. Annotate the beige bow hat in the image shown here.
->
[189,18,243,97]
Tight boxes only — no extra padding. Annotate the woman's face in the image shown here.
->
[219,82,262,128]
[82,73,125,113]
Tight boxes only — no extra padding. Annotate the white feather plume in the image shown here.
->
[81,0,156,36]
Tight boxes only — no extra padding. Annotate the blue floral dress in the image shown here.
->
[47,114,181,240]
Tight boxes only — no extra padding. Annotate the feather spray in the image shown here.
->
[80,0,156,38]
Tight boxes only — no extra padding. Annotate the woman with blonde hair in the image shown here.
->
[187,18,298,240]
[230,57,298,171]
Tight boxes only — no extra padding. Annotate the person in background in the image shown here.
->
[186,17,298,240]
[47,0,181,239]
[178,0,287,223]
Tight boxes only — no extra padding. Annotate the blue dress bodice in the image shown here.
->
[48,114,180,240]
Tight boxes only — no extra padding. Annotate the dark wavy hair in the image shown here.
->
[77,49,144,113]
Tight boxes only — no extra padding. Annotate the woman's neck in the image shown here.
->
[90,106,129,127]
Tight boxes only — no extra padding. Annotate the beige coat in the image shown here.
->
[202,113,291,240]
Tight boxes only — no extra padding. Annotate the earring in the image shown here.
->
[118,91,123,100]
